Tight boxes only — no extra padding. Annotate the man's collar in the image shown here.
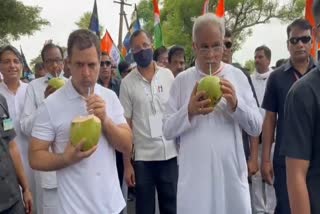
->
[65,80,82,100]
[284,57,316,72]
[195,61,224,77]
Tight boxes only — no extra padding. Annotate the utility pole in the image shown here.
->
[114,0,131,50]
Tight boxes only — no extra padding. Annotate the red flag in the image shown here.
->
[305,0,318,58]
[215,0,225,17]
[202,0,209,15]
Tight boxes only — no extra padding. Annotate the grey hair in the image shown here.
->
[192,13,225,42]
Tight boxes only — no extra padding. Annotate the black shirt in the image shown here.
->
[262,59,316,166]
[281,64,320,213]
[0,94,20,212]
[97,77,121,97]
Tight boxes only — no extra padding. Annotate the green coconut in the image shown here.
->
[48,77,65,89]
[70,115,102,151]
[197,76,222,107]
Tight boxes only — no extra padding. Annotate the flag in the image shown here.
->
[305,0,318,59]
[121,5,141,58]
[101,30,122,64]
[89,0,100,38]
[202,0,210,14]
[20,46,33,80]
[215,0,225,18]
[153,0,164,49]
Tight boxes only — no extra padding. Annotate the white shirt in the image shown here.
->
[31,80,126,214]
[0,81,31,180]
[163,63,262,214]
[20,73,66,189]
[120,63,177,161]
[251,69,273,116]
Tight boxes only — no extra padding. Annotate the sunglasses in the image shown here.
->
[100,60,111,67]
[288,36,311,45]
[224,41,232,49]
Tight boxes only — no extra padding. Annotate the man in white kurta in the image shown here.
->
[163,14,262,214]
[20,43,66,214]
[250,46,276,214]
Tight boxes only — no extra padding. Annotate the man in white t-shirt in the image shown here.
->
[28,29,133,214]
[250,45,276,214]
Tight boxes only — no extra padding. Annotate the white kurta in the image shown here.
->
[0,81,35,193]
[163,63,262,214]
[250,69,276,213]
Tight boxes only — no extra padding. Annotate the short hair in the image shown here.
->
[118,60,132,74]
[41,43,64,62]
[275,58,287,68]
[314,0,320,20]
[34,62,44,72]
[168,45,185,63]
[255,45,272,60]
[0,45,23,62]
[286,19,312,38]
[129,29,152,47]
[67,29,101,59]
[153,46,167,61]
[192,13,225,42]
[225,28,232,38]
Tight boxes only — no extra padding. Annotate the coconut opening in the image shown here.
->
[72,114,101,123]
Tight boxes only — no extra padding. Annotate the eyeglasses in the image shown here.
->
[44,58,63,65]
[224,41,232,49]
[100,60,111,67]
[288,36,311,45]
[198,45,224,55]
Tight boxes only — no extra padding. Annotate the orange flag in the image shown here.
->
[305,0,318,58]
[215,0,225,17]
[101,31,122,64]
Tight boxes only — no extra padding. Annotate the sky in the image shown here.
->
[12,0,291,67]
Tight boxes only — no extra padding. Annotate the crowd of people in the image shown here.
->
[0,1,320,214]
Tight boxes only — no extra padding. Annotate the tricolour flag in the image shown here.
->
[121,5,141,58]
[153,0,163,49]
[215,0,225,18]
[101,30,122,64]
[202,0,210,14]
[89,0,100,38]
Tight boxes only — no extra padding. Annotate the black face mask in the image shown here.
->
[133,48,153,68]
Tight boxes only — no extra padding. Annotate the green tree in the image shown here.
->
[244,59,255,74]
[0,0,49,44]
[75,12,104,34]
[135,0,305,62]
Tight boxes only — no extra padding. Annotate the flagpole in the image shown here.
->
[114,0,132,50]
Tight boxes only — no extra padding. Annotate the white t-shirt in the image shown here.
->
[32,80,126,214]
